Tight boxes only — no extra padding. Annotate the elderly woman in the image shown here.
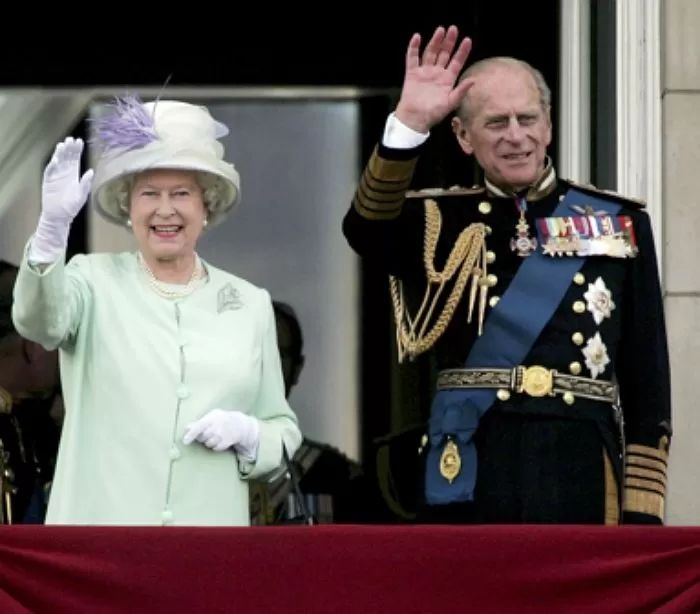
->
[11,97,302,526]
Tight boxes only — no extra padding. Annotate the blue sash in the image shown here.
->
[425,188,622,504]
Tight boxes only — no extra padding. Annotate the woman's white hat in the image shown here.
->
[90,96,240,227]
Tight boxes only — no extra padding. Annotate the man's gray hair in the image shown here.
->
[455,57,551,124]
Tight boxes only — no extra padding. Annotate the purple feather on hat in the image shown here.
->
[89,94,157,153]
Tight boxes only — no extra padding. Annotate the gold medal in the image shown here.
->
[439,438,462,483]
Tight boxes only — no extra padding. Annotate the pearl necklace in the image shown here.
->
[137,252,206,299]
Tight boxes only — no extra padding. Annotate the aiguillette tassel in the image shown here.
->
[467,267,481,324]
[478,281,488,336]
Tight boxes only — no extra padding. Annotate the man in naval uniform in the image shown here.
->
[342,25,671,524]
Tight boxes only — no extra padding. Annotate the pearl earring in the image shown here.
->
[126,219,132,228]
[203,218,209,228]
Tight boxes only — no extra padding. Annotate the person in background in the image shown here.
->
[12,96,302,526]
[0,260,61,523]
[273,301,306,399]
[250,301,371,524]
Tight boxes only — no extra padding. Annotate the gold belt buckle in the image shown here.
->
[517,366,555,397]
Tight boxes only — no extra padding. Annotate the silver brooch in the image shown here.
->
[217,283,243,313]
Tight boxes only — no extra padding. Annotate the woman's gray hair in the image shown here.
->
[113,170,228,223]
[455,57,551,124]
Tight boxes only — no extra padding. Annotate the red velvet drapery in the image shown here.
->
[0,524,698,613]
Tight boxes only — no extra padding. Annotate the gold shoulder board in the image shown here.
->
[566,179,646,209]
[405,185,485,199]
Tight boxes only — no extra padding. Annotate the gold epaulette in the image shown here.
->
[565,179,646,209]
[405,185,485,199]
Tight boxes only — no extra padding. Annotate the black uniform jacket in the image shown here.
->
[343,142,672,524]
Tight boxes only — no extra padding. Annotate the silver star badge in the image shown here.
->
[583,277,615,325]
[582,332,610,379]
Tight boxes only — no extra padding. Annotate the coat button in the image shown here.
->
[571,332,584,345]
[573,272,586,286]
[176,385,190,399]
[169,445,181,460]
[569,361,582,375]
[161,509,174,524]
[486,250,496,264]
[497,389,511,401]
[573,301,586,314]
[478,201,492,214]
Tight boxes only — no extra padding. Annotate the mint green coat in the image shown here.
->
[12,248,302,526]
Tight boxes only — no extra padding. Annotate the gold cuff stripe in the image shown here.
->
[353,194,403,218]
[626,464,666,483]
[625,468,666,490]
[623,488,664,519]
[352,197,402,221]
[354,180,405,217]
[363,170,414,191]
[626,444,668,463]
[604,448,620,525]
[358,180,408,204]
[624,477,665,497]
[362,180,412,198]
[626,455,667,475]
[351,148,418,220]
[360,182,411,202]
[367,149,418,182]
[356,191,404,209]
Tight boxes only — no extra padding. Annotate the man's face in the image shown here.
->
[452,65,552,191]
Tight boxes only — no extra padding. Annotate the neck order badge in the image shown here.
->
[510,197,538,258]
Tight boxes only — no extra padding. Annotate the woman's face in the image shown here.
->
[129,169,207,263]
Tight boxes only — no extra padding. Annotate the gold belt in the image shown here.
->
[436,366,618,403]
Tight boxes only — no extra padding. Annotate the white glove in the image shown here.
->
[29,137,94,263]
[183,409,260,460]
